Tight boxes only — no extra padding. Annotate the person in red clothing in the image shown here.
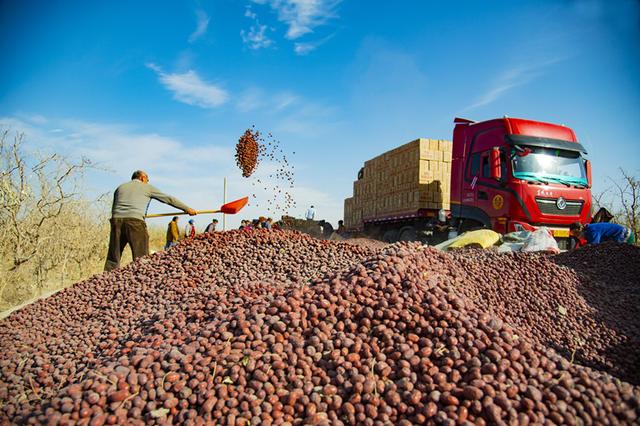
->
[184,219,197,239]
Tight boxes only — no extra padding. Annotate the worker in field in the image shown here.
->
[184,219,197,239]
[319,220,334,239]
[258,216,270,229]
[569,222,635,246]
[105,170,196,271]
[204,218,219,233]
[165,216,180,249]
[305,205,316,221]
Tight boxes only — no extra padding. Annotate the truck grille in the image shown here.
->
[536,198,583,216]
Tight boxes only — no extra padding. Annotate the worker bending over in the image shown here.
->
[105,170,196,271]
[569,222,635,246]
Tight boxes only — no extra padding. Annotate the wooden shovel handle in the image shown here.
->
[145,209,221,219]
[144,196,248,219]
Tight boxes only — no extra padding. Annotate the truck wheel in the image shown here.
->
[557,238,570,251]
[458,219,484,233]
[398,226,417,242]
[382,229,399,243]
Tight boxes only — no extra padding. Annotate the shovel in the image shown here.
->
[144,196,249,218]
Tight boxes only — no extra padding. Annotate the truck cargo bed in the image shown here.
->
[344,138,453,228]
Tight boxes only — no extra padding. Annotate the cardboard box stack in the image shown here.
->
[344,138,452,228]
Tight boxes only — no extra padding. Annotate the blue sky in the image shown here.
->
[1,0,639,228]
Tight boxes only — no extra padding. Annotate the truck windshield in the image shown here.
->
[512,146,587,187]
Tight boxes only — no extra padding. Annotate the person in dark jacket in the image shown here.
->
[319,220,334,239]
[569,222,635,245]
[204,218,219,233]
[105,170,196,271]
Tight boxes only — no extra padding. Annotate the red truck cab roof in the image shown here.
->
[454,116,577,141]
[453,117,586,159]
[504,117,577,142]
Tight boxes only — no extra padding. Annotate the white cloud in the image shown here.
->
[240,7,274,50]
[253,0,342,40]
[293,33,334,55]
[240,23,274,50]
[236,89,299,113]
[31,118,231,174]
[461,57,567,112]
[0,115,239,226]
[245,7,257,20]
[0,115,346,228]
[188,9,210,43]
[146,63,229,108]
[237,88,266,112]
[273,92,299,110]
[146,61,302,113]
[19,113,49,125]
[293,41,316,55]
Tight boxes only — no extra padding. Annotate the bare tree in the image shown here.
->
[609,168,639,241]
[591,188,611,214]
[0,130,106,309]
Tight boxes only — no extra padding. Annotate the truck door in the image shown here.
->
[458,125,507,230]
[476,149,509,232]
[461,151,480,206]
[455,151,488,230]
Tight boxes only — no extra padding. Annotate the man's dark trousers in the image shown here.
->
[104,218,149,271]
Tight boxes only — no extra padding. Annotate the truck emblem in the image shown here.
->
[492,194,504,210]
[556,197,567,210]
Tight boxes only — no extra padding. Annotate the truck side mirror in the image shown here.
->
[490,148,501,180]
[585,159,592,187]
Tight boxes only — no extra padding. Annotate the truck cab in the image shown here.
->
[450,117,592,244]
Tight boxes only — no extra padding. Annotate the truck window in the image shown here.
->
[500,152,507,178]
[480,150,508,179]
[469,152,481,177]
[481,154,490,178]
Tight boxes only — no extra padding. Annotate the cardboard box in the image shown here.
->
[419,150,437,161]
[439,139,452,152]
[347,136,453,224]
[419,170,434,183]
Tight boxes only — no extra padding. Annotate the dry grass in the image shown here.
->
[0,223,169,318]
[0,130,191,317]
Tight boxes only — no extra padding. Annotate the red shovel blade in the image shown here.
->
[220,196,249,214]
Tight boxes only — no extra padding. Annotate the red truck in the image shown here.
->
[343,116,592,247]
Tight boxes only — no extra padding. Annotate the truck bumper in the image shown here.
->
[508,221,570,238]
